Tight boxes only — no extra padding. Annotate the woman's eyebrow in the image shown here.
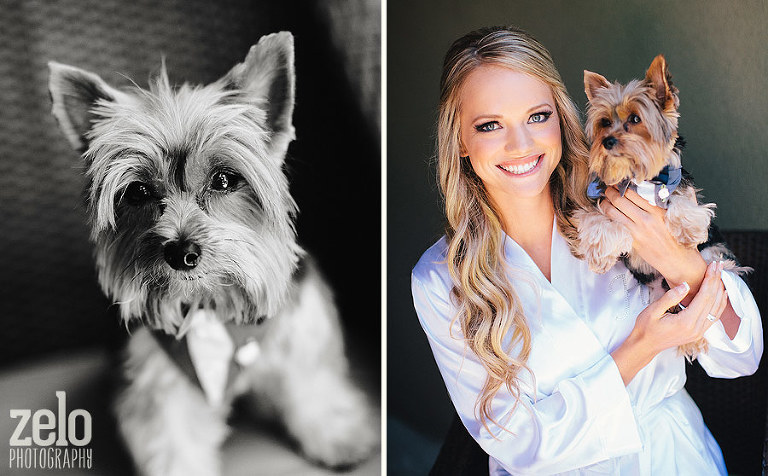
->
[469,113,502,123]
[469,103,555,124]
[526,102,554,114]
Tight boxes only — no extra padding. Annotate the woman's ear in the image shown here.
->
[458,141,467,158]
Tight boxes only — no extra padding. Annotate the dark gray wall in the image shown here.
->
[387,0,768,470]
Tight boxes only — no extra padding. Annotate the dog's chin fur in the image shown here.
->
[49,32,378,475]
[588,135,676,185]
[107,277,264,334]
[94,202,304,333]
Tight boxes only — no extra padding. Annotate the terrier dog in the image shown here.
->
[48,32,377,475]
[574,55,745,358]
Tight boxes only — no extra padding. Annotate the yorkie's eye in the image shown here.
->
[628,113,641,124]
[210,171,242,192]
[124,181,152,206]
[475,121,500,133]
[600,118,612,128]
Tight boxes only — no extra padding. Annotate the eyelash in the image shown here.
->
[475,121,500,132]
[473,111,554,132]
[529,111,553,123]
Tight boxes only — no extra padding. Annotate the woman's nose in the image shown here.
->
[504,124,533,155]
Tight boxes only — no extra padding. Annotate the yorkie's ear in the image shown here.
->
[48,62,130,154]
[584,70,612,101]
[218,31,295,160]
[644,55,678,109]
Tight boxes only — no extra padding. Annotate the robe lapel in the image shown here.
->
[502,223,614,398]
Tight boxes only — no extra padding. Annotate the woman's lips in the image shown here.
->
[497,155,542,175]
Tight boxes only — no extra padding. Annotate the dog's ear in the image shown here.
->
[584,70,611,101]
[644,55,679,110]
[221,32,296,159]
[48,62,127,154]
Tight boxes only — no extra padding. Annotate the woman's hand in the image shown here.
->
[633,260,727,353]
[600,186,707,302]
[611,261,728,385]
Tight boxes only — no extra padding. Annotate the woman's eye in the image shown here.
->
[475,121,500,132]
[211,171,241,192]
[628,113,641,124]
[528,111,553,124]
[124,181,152,205]
[600,118,612,128]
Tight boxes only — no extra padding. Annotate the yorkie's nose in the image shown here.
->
[164,240,202,271]
[602,136,618,150]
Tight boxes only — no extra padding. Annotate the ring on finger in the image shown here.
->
[706,313,717,322]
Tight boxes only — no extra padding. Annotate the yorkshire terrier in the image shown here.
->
[48,32,377,475]
[574,55,746,358]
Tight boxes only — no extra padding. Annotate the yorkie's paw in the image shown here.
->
[586,250,620,274]
[678,338,709,362]
[578,231,619,274]
[305,427,378,469]
[665,190,715,247]
[575,209,628,274]
[285,377,378,469]
[298,407,378,469]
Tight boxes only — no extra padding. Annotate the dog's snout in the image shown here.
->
[602,136,618,150]
[164,240,202,271]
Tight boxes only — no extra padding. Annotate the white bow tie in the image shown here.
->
[184,309,261,407]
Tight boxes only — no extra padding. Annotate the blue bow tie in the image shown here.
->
[587,166,683,209]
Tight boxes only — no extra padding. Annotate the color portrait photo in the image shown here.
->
[388,1,767,475]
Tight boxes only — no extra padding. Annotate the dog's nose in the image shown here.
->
[164,240,202,271]
[602,136,618,150]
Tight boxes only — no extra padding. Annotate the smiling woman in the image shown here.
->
[459,66,562,209]
[411,26,762,475]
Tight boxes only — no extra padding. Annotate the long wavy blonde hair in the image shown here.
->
[437,26,592,432]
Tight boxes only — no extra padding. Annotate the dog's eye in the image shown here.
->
[628,113,641,124]
[211,171,241,192]
[600,118,612,128]
[124,182,152,205]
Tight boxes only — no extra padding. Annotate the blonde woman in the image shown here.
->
[411,26,762,475]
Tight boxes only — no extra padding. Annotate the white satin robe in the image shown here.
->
[411,225,762,475]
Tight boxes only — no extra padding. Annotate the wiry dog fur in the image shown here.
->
[48,32,377,475]
[573,55,748,359]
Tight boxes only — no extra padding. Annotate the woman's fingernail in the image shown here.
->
[676,282,690,295]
